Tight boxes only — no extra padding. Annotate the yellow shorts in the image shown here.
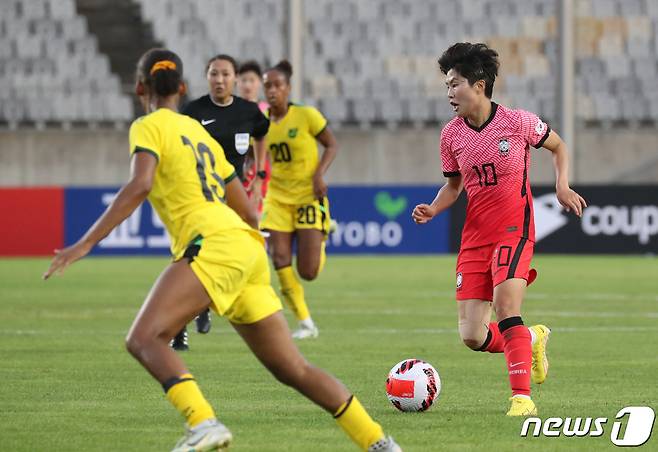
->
[260,196,331,234]
[182,230,282,324]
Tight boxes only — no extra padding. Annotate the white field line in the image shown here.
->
[313,308,658,319]
[315,291,658,302]
[360,326,658,334]
[2,325,658,337]
[17,306,658,321]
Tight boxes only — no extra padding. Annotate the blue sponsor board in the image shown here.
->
[64,186,450,255]
[327,186,449,254]
[65,187,171,255]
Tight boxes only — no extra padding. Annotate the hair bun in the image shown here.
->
[275,59,293,77]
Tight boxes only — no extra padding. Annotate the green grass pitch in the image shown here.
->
[1,255,657,451]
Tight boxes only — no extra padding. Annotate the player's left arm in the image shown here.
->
[541,130,587,217]
[313,126,338,199]
[43,153,157,279]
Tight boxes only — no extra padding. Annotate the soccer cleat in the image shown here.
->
[195,309,212,334]
[171,419,232,452]
[506,396,537,416]
[529,325,551,384]
[291,324,319,340]
[171,328,189,352]
[368,435,402,452]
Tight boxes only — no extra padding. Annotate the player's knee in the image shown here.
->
[297,264,318,281]
[494,303,519,321]
[271,251,292,269]
[125,328,162,357]
[125,331,146,357]
[270,360,310,387]
[459,323,487,350]
[461,336,484,351]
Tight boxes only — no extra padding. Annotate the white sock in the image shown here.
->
[528,327,537,345]
[513,394,531,400]
[299,317,316,329]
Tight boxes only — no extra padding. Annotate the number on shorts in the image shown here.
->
[297,205,316,224]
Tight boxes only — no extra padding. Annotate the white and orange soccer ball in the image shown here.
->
[385,359,441,412]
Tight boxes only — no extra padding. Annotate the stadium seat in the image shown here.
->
[4,0,657,125]
[406,97,432,122]
[576,94,595,121]
[593,95,621,121]
[0,1,133,123]
[351,97,377,124]
[320,98,349,125]
[620,97,649,121]
[649,98,658,119]
[378,98,404,124]
[591,0,618,17]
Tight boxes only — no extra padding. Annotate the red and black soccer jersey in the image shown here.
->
[440,102,550,249]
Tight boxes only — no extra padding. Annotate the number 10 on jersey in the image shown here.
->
[472,163,498,187]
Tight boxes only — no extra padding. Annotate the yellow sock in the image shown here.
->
[334,396,385,451]
[318,241,327,274]
[164,373,216,428]
[276,266,310,321]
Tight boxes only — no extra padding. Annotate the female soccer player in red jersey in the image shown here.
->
[238,60,269,113]
[238,60,271,215]
[412,42,587,416]
[44,48,400,452]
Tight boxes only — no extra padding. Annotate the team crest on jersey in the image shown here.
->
[288,128,298,138]
[535,119,547,135]
[456,272,463,289]
[498,138,510,156]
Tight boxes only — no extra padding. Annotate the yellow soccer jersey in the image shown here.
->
[128,108,252,258]
[265,103,327,204]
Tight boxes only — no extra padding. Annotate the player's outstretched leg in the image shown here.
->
[292,229,326,339]
[125,260,231,451]
[276,265,318,339]
[529,324,551,384]
[493,279,536,416]
[500,315,536,417]
[269,230,319,339]
[232,312,400,451]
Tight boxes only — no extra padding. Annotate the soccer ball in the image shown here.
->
[385,359,441,412]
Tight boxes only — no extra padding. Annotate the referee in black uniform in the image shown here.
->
[171,54,270,351]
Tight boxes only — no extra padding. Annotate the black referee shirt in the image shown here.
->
[182,95,269,180]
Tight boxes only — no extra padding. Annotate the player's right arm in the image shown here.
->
[413,124,462,224]
[210,136,260,230]
[43,152,157,279]
[225,177,259,229]
[412,175,463,224]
